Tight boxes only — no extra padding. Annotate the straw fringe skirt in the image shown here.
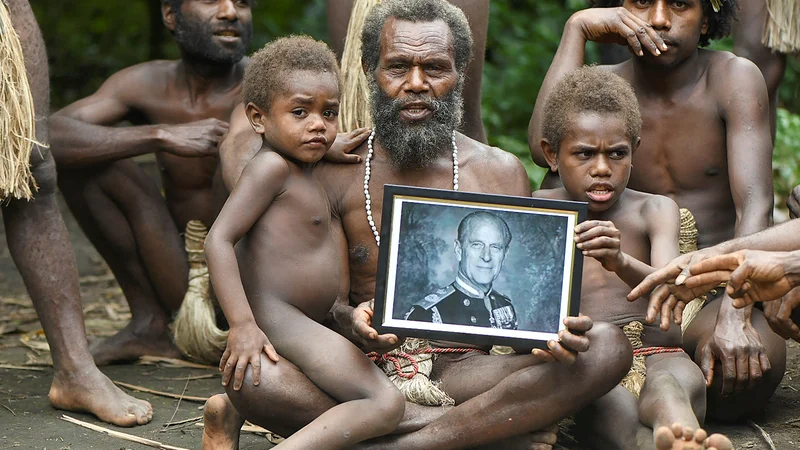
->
[0,2,43,200]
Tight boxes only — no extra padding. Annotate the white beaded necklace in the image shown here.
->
[364,129,459,246]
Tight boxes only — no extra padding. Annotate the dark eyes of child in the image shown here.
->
[291,109,339,118]
[610,150,628,159]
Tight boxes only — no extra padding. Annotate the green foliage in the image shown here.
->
[482,0,595,188]
[32,1,156,109]
[31,0,800,190]
[773,108,800,203]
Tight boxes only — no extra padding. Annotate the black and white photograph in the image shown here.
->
[374,185,586,348]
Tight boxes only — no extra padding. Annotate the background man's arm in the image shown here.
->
[527,14,592,167]
[714,57,775,319]
[50,66,228,168]
[721,57,774,238]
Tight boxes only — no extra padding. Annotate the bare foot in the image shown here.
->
[474,424,558,450]
[655,424,733,450]
[49,366,153,427]
[90,321,182,365]
[202,394,245,450]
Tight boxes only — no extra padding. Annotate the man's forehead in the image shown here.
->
[466,221,505,238]
[379,18,454,60]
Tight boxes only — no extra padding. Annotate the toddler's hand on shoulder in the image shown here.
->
[575,220,623,272]
[220,322,280,391]
[323,128,370,164]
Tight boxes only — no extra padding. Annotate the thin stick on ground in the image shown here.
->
[59,415,189,450]
[0,363,46,372]
[162,376,192,431]
[155,373,219,381]
[3,404,15,416]
[748,419,778,450]
[113,380,209,403]
[137,356,217,370]
[163,415,203,427]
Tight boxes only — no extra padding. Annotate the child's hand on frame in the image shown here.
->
[574,220,624,272]
[220,322,280,391]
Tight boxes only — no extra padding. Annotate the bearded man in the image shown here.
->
[47,0,252,365]
[206,2,631,449]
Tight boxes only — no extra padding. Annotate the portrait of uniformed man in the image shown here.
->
[404,211,518,330]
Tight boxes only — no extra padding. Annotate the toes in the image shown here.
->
[670,423,684,438]
[705,433,733,450]
[693,428,708,444]
[129,399,154,425]
[654,426,676,450]
[528,431,557,445]
[530,445,552,450]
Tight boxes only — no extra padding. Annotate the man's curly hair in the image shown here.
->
[541,66,641,153]
[243,35,340,111]
[590,0,738,47]
[361,0,473,75]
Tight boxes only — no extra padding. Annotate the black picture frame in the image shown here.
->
[373,185,587,349]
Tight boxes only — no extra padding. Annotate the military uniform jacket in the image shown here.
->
[404,274,518,330]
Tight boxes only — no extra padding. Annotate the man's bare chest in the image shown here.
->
[630,101,727,193]
[143,96,239,125]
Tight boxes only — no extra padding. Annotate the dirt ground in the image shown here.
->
[0,187,799,449]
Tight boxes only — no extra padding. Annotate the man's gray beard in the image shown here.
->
[368,76,464,169]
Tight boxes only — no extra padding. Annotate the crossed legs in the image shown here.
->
[204,321,631,449]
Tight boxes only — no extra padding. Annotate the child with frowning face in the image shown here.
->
[535,67,733,450]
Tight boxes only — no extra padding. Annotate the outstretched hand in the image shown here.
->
[350,299,402,353]
[531,315,592,366]
[323,128,370,164]
[220,322,279,391]
[628,248,725,330]
[684,250,798,308]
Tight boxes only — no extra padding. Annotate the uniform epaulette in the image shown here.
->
[414,285,455,310]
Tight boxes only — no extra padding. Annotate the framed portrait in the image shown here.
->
[373,185,587,349]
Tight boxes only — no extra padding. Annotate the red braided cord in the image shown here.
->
[368,347,488,379]
[633,346,684,357]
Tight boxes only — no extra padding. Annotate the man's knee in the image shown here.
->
[369,385,405,436]
[581,322,633,383]
[29,148,58,197]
